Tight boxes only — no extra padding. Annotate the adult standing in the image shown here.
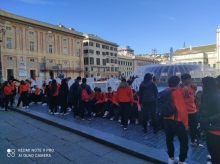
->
[68,76,81,117]
[77,78,92,120]
[139,73,158,133]
[200,77,220,164]
[19,80,29,108]
[59,79,69,115]
[116,78,133,130]
[49,79,60,114]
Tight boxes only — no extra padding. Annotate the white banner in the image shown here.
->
[18,61,27,76]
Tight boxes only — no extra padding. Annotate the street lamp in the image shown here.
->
[0,26,6,83]
[152,48,157,65]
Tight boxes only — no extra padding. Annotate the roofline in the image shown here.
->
[0,9,84,38]
[83,34,118,47]
[176,43,216,50]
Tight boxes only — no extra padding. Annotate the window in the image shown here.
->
[115,67,118,72]
[86,74,88,78]
[96,43,100,47]
[89,42,93,46]
[63,47,67,55]
[106,46,109,50]
[96,58,100,65]
[49,60,53,63]
[115,59,117,64]
[106,58,109,63]
[77,41,80,44]
[77,49,80,57]
[111,59,114,63]
[102,45,105,49]
[6,38,12,49]
[30,41,34,51]
[83,42,88,46]
[96,51,100,55]
[114,48,117,51]
[107,67,110,71]
[63,39,67,42]
[91,68,93,71]
[84,50,88,54]
[110,47,113,50]
[49,45,53,54]
[111,67,114,72]
[106,52,109,55]
[102,59,106,65]
[49,36,52,39]
[64,61,67,64]
[85,67,88,71]
[7,57,12,60]
[110,53,113,56]
[6,26,11,30]
[90,57,94,64]
[114,53,117,57]
[102,52,105,55]
[30,59,35,62]
[89,49,94,54]
[213,64,216,68]
[84,57,89,65]
[130,62,132,66]
[29,31,34,35]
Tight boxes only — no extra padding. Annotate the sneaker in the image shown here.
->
[22,107,25,109]
[68,108,72,112]
[147,120,151,127]
[37,102,42,104]
[88,117,92,121]
[135,119,139,124]
[60,113,64,115]
[207,162,212,164]
[207,155,211,160]
[121,124,123,126]
[54,112,59,114]
[81,118,85,120]
[29,102,34,105]
[26,106,29,108]
[191,140,204,148]
[93,113,96,117]
[110,116,114,121]
[168,157,179,164]
[49,109,51,112]
[50,112,53,114]
[58,106,61,109]
[178,162,187,164]
[64,113,69,115]
[42,103,47,106]
[128,120,130,125]
[103,111,109,117]
[123,126,127,130]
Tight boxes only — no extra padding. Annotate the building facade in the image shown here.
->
[117,46,134,78]
[132,56,154,71]
[173,44,216,68]
[0,10,84,81]
[83,34,118,79]
[217,26,220,70]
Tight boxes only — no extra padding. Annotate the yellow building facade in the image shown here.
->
[0,10,84,81]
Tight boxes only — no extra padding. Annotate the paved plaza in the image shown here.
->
[0,110,153,164]
[2,101,209,164]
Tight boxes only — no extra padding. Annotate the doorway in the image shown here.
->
[7,69,14,80]
[30,70,36,79]
[49,71,54,79]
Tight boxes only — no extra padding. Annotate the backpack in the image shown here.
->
[157,89,177,118]
[81,87,89,101]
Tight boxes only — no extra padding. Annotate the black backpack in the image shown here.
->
[157,89,177,118]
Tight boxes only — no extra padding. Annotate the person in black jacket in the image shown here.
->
[139,73,158,134]
[59,79,69,115]
[68,76,81,117]
[77,78,92,120]
[200,77,220,164]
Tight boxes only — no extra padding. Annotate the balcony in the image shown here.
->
[40,66,83,72]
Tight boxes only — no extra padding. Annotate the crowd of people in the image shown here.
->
[0,73,219,164]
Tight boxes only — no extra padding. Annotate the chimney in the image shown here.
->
[190,45,192,50]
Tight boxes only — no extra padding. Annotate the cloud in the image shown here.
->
[19,0,54,5]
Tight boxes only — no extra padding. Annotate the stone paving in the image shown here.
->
[0,110,153,164]
[10,102,209,164]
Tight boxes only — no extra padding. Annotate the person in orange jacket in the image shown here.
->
[3,81,13,111]
[8,79,16,107]
[31,85,42,104]
[92,88,106,117]
[128,89,141,125]
[103,87,119,120]
[164,76,189,164]
[178,73,204,148]
[49,79,60,114]
[116,78,133,130]
[19,80,30,108]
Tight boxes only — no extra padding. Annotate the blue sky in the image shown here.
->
[1,0,220,54]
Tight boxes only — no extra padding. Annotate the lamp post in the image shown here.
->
[152,48,157,65]
[0,27,6,83]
